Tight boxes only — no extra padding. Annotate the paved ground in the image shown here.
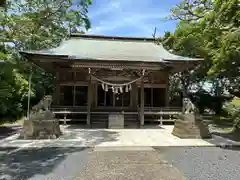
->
[0,126,21,140]
[155,146,240,180]
[0,125,214,148]
[1,146,240,180]
[1,125,240,180]
[77,148,186,180]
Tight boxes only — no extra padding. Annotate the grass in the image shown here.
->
[0,118,24,126]
[211,124,234,133]
[231,97,240,106]
[201,114,234,133]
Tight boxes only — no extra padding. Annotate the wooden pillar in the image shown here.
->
[104,91,106,106]
[140,78,144,126]
[151,87,153,107]
[87,72,92,125]
[165,87,169,107]
[122,92,124,108]
[113,92,115,106]
[55,72,60,105]
[94,83,98,107]
[73,72,76,106]
[27,70,32,120]
[73,86,76,106]
[131,82,138,109]
[165,73,169,107]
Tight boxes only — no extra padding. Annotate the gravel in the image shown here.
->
[155,146,240,180]
[1,146,240,180]
[0,147,90,180]
[77,150,185,180]
[0,147,185,180]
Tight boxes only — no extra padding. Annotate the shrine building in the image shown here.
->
[20,34,202,128]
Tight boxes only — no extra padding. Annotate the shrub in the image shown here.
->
[223,102,240,129]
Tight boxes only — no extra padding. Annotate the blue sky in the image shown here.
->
[86,0,182,37]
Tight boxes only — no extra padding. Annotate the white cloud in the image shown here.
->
[89,0,127,19]
[87,0,170,36]
[88,12,168,35]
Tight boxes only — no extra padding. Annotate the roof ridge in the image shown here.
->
[70,33,155,42]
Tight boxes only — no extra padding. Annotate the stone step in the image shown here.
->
[91,114,139,128]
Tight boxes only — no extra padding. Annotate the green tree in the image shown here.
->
[164,0,240,128]
[0,0,92,119]
[169,0,240,98]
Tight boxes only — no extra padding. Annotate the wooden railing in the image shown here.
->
[51,106,182,125]
[51,106,181,113]
[143,107,182,125]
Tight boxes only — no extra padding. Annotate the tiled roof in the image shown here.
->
[20,34,202,63]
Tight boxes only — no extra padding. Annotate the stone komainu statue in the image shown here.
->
[182,97,196,114]
[22,95,61,139]
[31,95,53,113]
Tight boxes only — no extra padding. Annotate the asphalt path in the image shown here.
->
[1,146,240,180]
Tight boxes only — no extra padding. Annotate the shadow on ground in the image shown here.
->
[0,125,122,179]
[205,134,240,151]
[0,147,87,180]
[59,125,120,146]
[0,126,21,140]
[211,129,240,142]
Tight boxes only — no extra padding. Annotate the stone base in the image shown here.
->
[20,119,62,139]
[172,114,211,139]
[108,113,124,129]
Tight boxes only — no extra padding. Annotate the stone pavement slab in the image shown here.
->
[0,126,215,148]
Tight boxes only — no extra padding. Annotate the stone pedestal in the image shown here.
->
[172,113,211,139]
[108,113,124,129]
[20,119,62,139]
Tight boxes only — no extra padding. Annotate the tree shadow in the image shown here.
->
[209,124,240,142]
[205,132,240,151]
[60,125,120,146]
[0,147,88,180]
[0,125,121,179]
[140,125,165,129]
[211,132,240,142]
[210,127,240,143]
[0,126,21,140]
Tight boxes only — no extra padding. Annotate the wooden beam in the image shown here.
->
[31,55,167,70]
[136,83,167,88]
[59,81,88,86]
[140,78,144,126]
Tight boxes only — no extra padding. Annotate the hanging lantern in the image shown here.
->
[111,86,114,92]
[115,87,118,94]
[101,83,105,90]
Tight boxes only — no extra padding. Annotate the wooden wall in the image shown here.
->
[53,68,169,106]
